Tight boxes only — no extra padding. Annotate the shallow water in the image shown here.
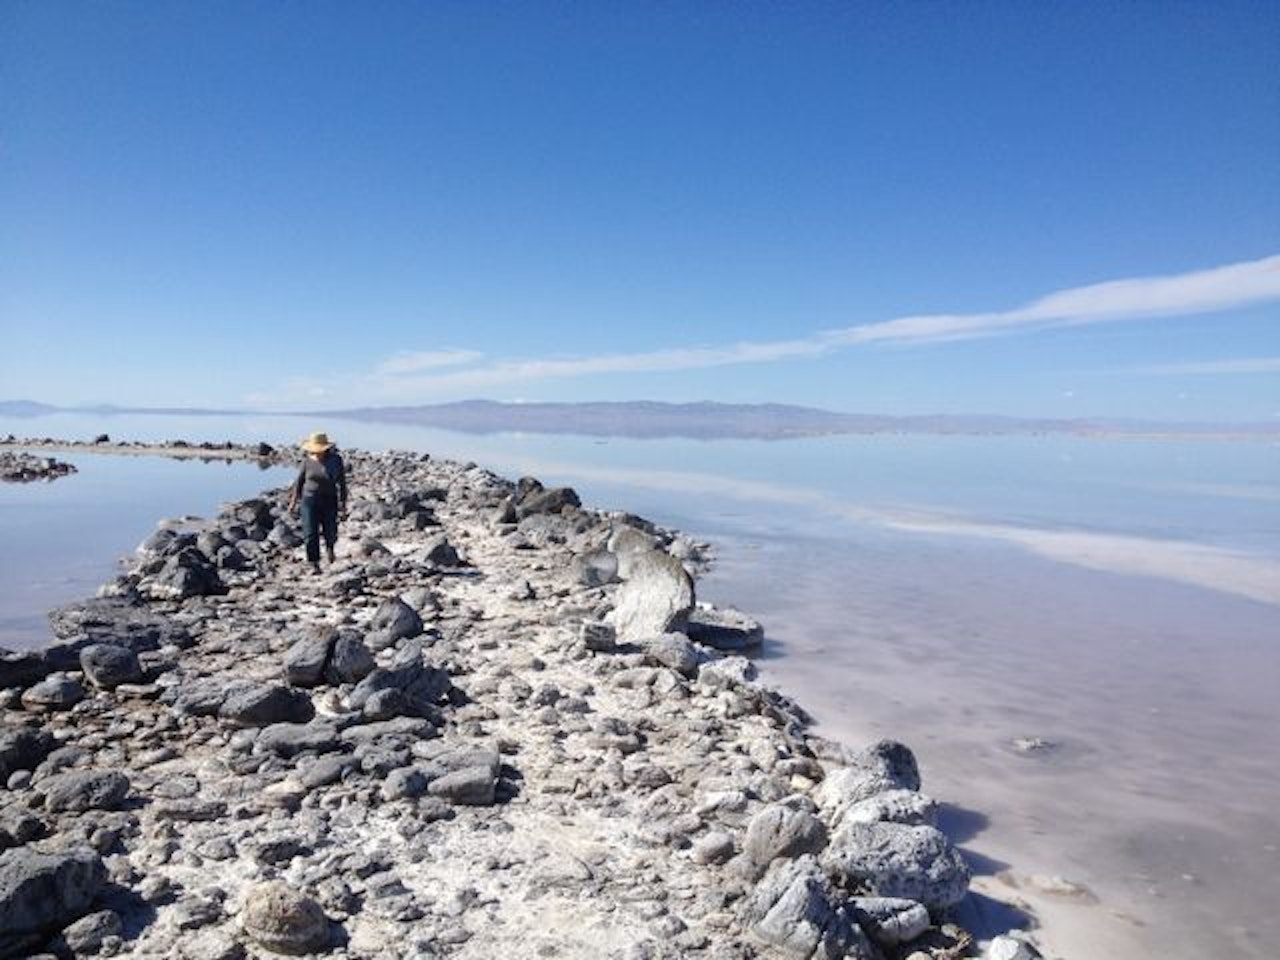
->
[2,411,1278,958]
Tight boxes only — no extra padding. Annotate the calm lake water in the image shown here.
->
[2,411,1278,959]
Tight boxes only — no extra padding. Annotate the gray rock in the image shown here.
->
[744,802,828,868]
[516,485,580,518]
[814,741,921,822]
[240,881,331,955]
[300,755,355,790]
[0,727,55,782]
[691,831,736,865]
[0,651,50,691]
[382,766,430,801]
[21,675,84,712]
[842,789,938,828]
[608,525,659,577]
[641,632,704,677]
[428,766,496,806]
[421,535,461,568]
[325,633,374,685]
[255,721,342,758]
[849,897,931,947]
[822,821,970,911]
[612,549,695,643]
[580,621,617,653]
[349,640,449,718]
[686,603,764,652]
[58,908,122,954]
[79,643,143,689]
[571,549,619,587]
[219,683,315,727]
[282,628,335,687]
[370,599,423,643]
[180,929,247,960]
[743,856,877,960]
[40,769,130,813]
[697,656,758,691]
[0,847,106,958]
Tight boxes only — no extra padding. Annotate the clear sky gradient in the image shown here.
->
[3,2,1278,420]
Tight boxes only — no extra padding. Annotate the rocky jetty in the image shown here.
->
[0,451,77,483]
[0,447,982,959]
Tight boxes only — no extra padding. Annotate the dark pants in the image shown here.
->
[300,496,338,563]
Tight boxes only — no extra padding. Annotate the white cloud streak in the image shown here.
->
[269,253,1280,404]
[375,349,485,375]
[1118,357,1280,376]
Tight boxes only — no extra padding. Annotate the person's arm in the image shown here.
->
[337,455,349,515]
[286,466,305,513]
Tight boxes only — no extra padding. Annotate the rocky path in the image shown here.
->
[0,447,1014,960]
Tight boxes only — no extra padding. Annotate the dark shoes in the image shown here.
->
[310,561,322,575]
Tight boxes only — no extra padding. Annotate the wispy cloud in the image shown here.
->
[375,349,485,375]
[823,253,1280,345]
[259,253,1280,405]
[1118,357,1280,376]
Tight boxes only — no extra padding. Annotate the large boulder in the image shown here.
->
[822,821,970,911]
[0,848,107,959]
[79,644,143,690]
[744,801,829,869]
[743,856,877,960]
[612,549,695,643]
[240,881,331,955]
[815,740,922,824]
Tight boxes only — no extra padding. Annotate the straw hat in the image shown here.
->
[301,431,335,454]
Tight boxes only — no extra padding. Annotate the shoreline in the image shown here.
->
[0,443,1026,959]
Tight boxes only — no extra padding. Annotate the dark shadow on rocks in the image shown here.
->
[937,802,990,843]
[98,881,159,941]
[951,890,1037,941]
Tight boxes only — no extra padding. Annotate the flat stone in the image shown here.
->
[40,769,130,813]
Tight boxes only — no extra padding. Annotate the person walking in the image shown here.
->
[287,431,348,573]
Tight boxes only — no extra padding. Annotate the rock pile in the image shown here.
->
[0,451,77,483]
[0,447,976,958]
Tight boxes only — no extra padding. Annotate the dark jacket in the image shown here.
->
[292,450,348,506]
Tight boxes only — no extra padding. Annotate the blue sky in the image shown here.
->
[2,2,1277,420]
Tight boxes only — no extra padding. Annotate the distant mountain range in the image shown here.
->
[4,398,1277,441]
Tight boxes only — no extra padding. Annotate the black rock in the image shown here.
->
[0,847,107,959]
[79,644,143,690]
[219,684,315,727]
